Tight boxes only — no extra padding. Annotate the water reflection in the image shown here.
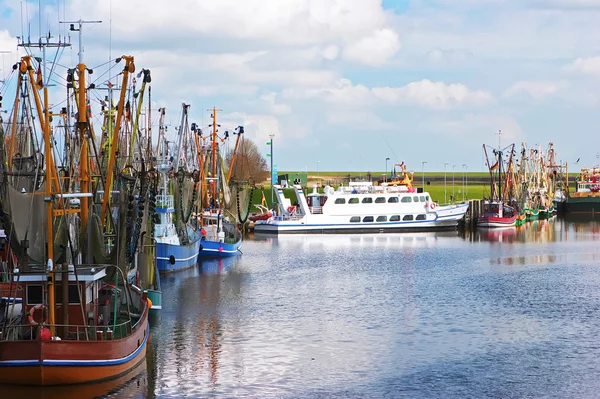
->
[152,257,242,398]
[252,231,461,250]
[0,360,147,399]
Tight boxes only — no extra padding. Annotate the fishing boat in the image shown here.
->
[0,51,150,385]
[154,106,202,273]
[564,167,600,214]
[253,163,468,234]
[193,108,242,258]
[478,142,517,228]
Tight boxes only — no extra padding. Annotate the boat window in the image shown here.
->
[388,197,399,203]
[363,216,374,222]
[362,197,373,204]
[55,284,82,304]
[420,196,426,202]
[375,197,386,203]
[376,216,387,222]
[426,196,430,201]
[26,285,43,305]
[390,215,400,221]
[334,198,345,204]
[416,214,426,220]
[413,196,419,202]
[401,196,412,203]
[350,216,361,223]
[349,198,360,204]
[403,215,413,221]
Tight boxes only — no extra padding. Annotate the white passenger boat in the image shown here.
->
[254,182,469,234]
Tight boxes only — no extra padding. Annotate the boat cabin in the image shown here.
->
[0,265,131,341]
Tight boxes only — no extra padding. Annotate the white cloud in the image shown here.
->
[282,78,492,109]
[342,28,401,66]
[373,79,493,108]
[67,0,401,66]
[260,92,291,115]
[225,112,282,144]
[503,81,569,99]
[564,56,600,75]
[433,113,523,142]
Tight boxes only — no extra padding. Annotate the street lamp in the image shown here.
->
[465,164,469,199]
[421,161,427,190]
[266,135,274,204]
[452,164,456,202]
[444,162,449,204]
[386,157,390,182]
[317,160,320,186]
[462,164,467,201]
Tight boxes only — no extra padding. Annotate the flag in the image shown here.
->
[490,161,499,171]
[261,192,266,206]
[35,65,43,90]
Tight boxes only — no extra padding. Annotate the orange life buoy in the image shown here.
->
[28,304,47,326]
[430,202,437,210]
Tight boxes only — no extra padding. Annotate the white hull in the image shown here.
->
[254,184,469,234]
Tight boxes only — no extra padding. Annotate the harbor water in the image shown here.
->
[5,215,600,398]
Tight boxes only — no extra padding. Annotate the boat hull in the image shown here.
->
[0,300,150,386]
[254,204,468,234]
[477,215,517,228]
[156,238,201,273]
[564,196,600,214]
[198,237,242,258]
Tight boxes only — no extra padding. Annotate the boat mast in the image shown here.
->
[226,126,244,185]
[101,55,135,223]
[174,103,189,172]
[209,107,222,201]
[17,14,71,335]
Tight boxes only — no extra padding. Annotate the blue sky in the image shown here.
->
[1,0,600,173]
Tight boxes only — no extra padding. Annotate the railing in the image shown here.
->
[0,319,133,342]
[155,194,174,209]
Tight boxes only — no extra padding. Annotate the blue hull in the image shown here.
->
[198,237,241,258]
[156,238,201,273]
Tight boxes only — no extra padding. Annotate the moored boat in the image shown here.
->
[254,180,468,234]
[0,52,151,386]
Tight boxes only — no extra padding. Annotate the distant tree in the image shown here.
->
[225,138,269,184]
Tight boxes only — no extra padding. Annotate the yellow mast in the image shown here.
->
[226,127,243,185]
[210,107,220,201]
[77,63,90,230]
[101,56,135,224]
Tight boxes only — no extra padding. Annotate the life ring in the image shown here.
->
[287,206,296,214]
[430,202,437,210]
[28,304,47,326]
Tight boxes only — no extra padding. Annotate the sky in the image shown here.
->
[1,0,600,173]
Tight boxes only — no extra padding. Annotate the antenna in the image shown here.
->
[59,19,102,64]
[17,9,71,88]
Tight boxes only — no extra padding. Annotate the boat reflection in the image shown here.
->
[252,231,461,250]
[468,218,558,244]
[152,257,242,397]
[0,359,148,398]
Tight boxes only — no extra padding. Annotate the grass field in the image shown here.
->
[246,171,577,212]
[246,182,494,213]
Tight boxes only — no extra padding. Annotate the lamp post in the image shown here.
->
[266,134,274,204]
[317,160,320,188]
[465,164,469,200]
[452,164,456,202]
[462,164,467,201]
[444,162,449,204]
[386,157,390,182]
[421,161,427,190]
